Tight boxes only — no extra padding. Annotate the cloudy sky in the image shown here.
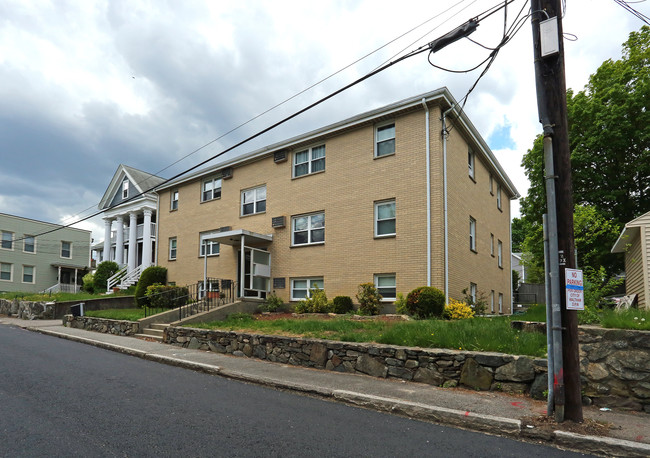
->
[0,0,646,242]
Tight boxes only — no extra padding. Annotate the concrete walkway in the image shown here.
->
[2,316,648,457]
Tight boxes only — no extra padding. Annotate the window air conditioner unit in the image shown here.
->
[271,216,286,228]
[274,150,287,163]
[221,167,233,179]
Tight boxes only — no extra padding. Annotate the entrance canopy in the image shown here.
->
[201,229,272,247]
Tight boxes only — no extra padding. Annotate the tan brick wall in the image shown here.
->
[444,120,513,313]
[157,102,513,310]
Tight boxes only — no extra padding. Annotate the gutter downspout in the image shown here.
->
[422,99,431,286]
[441,104,454,304]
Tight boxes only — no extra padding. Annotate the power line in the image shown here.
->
[613,0,650,24]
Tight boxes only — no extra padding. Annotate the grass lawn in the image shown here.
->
[84,308,145,321]
[189,313,548,357]
[515,303,650,330]
[0,290,133,302]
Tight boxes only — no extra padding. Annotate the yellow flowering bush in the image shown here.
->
[443,298,475,320]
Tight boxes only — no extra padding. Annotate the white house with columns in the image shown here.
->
[94,165,165,290]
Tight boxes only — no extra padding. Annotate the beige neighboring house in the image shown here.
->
[612,210,650,309]
[154,88,519,313]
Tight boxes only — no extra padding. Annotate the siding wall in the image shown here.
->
[156,102,512,309]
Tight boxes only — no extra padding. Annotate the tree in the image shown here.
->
[511,217,526,253]
[93,261,119,292]
[519,26,649,279]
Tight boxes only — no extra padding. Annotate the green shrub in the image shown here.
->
[259,293,284,313]
[406,286,445,319]
[82,272,95,294]
[462,288,488,316]
[294,288,330,313]
[356,283,382,316]
[331,296,354,314]
[395,292,408,315]
[135,266,168,307]
[145,283,189,309]
[93,261,120,292]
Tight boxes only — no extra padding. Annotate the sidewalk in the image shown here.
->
[2,316,648,457]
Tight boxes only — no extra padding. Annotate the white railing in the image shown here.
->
[42,283,81,294]
[119,265,143,289]
[110,223,156,243]
[107,265,128,292]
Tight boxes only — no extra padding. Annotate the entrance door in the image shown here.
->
[237,247,270,299]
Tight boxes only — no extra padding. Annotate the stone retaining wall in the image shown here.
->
[64,315,140,336]
[0,299,55,320]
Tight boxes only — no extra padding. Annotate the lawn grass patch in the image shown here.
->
[190,314,547,356]
[599,307,650,330]
[84,308,145,321]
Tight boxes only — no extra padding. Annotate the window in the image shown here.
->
[468,149,475,179]
[122,179,129,198]
[291,277,323,300]
[375,199,396,237]
[470,282,477,305]
[0,263,11,281]
[499,293,504,314]
[200,238,220,257]
[24,235,35,253]
[241,185,266,216]
[294,145,325,177]
[491,290,495,314]
[1,231,13,250]
[375,123,395,157]
[292,212,324,246]
[61,241,71,258]
[171,189,179,211]
[469,217,477,251]
[497,184,502,210]
[22,266,34,284]
[497,240,503,268]
[202,177,222,202]
[169,237,177,260]
[375,274,396,301]
[490,233,495,257]
[489,174,494,195]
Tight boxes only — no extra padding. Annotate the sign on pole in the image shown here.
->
[565,268,584,310]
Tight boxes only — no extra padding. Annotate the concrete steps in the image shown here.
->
[135,323,168,342]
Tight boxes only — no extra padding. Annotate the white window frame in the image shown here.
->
[490,233,495,257]
[23,235,35,253]
[199,238,220,257]
[169,237,177,260]
[374,274,396,301]
[470,282,477,305]
[241,185,266,216]
[491,290,495,313]
[498,240,503,268]
[375,122,395,157]
[375,199,396,237]
[497,184,502,210]
[291,212,325,246]
[201,177,222,202]
[171,189,179,211]
[499,293,504,314]
[61,241,72,259]
[22,265,35,284]
[468,149,475,179]
[469,217,477,251]
[1,231,13,250]
[293,145,325,178]
[122,179,129,199]
[290,277,324,301]
[0,263,12,281]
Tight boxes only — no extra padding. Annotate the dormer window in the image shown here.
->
[122,179,129,199]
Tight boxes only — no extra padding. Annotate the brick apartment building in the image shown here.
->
[154,88,519,313]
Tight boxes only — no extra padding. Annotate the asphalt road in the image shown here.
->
[0,326,592,457]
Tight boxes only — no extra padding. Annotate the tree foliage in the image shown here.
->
[519,26,649,280]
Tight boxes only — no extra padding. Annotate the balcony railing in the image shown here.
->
[110,222,156,243]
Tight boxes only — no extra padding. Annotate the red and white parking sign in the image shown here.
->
[565,268,584,310]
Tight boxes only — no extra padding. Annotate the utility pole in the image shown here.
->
[531,0,583,422]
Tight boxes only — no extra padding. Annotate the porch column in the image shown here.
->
[141,209,152,268]
[115,216,124,265]
[240,236,245,298]
[103,218,112,262]
[74,268,78,293]
[127,211,138,272]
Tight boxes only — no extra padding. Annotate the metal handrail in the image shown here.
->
[143,278,237,319]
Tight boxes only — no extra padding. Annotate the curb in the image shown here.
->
[24,325,650,457]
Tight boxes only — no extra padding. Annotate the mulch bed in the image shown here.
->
[255,312,409,322]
